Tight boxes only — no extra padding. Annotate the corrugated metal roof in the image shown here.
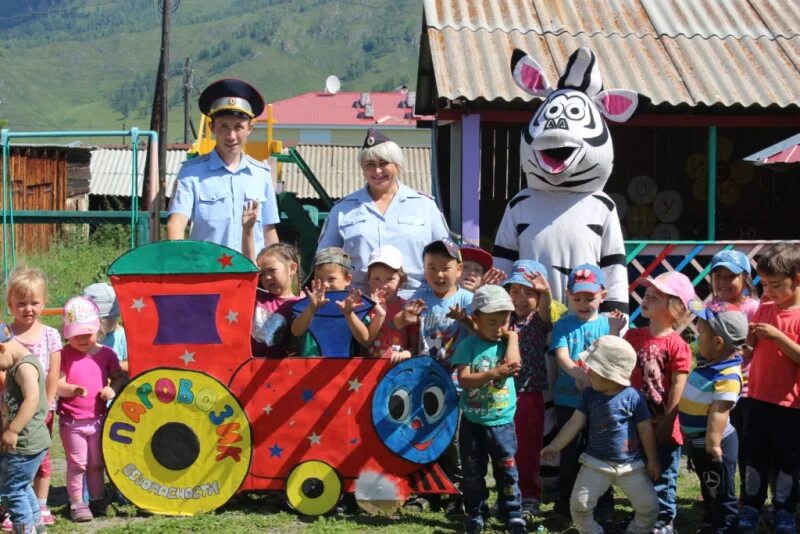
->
[281,144,432,199]
[420,0,800,109]
[89,148,187,197]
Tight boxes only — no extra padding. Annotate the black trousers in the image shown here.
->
[689,431,739,533]
[742,399,800,512]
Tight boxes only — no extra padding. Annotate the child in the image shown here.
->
[396,239,473,362]
[738,243,800,534]
[291,247,363,357]
[4,268,61,529]
[542,336,660,534]
[708,249,759,493]
[503,259,553,517]
[459,244,506,292]
[0,322,51,534]
[83,283,128,373]
[549,264,613,518]
[251,243,303,358]
[395,238,472,516]
[451,285,525,534]
[57,297,125,522]
[626,271,695,533]
[679,300,748,534]
[359,245,417,359]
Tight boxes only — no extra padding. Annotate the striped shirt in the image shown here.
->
[679,355,743,445]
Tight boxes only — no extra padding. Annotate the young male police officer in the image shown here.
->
[167,78,280,252]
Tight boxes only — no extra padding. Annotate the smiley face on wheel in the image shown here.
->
[371,357,458,464]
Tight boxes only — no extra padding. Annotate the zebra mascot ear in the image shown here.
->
[511,49,553,98]
[593,89,643,123]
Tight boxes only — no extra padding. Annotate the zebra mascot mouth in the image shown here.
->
[512,47,643,192]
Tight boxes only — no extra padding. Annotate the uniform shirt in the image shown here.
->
[577,386,650,464]
[747,303,800,408]
[451,335,517,426]
[2,355,50,455]
[317,183,449,297]
[550,313,610,408]
[679,355,742,445]
[169,149,280,253]
[625,327,692,445]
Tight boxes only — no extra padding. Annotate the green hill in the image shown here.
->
[0,0,422,141]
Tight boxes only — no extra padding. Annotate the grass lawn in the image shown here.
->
[14,227,783,533]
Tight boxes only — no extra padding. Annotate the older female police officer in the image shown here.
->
[167,79,280,252]
[317,129,449,297]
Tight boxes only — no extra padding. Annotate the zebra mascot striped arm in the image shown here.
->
[494,46,646,313]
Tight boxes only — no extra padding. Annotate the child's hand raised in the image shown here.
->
[370,286,388,318]
[481,267,507,287]
[336,288,364,315]
[522,271,550,294]
[308,279,330,310]
[242,200,259,231]
[401,299,426,323]
[99,386,116,402]
[607,309,628,335]
[447,305,474,329]
[1,429,18,452]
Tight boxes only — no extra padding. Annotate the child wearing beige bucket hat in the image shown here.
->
[542,336,660,534]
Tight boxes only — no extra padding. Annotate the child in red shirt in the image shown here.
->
[625,272,695,533]
[737,244,800,534]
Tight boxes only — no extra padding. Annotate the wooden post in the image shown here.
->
[460,114,480,244]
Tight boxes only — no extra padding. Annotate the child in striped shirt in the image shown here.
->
[679,300,748,534]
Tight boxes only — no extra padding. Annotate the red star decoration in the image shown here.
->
[217,253,233,268]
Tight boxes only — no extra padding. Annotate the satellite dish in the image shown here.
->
[325,75,341,95]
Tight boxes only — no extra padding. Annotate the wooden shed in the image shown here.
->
[0,145,92,253]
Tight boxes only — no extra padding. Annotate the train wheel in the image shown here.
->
[102,369,252,516]
[285,460,342,516]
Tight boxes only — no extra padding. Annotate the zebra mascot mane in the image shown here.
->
[511,47,641,193]
[493,47,646,313]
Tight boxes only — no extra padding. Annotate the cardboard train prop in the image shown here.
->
[101,241,458,516]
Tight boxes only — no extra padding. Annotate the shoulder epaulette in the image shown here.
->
[416,190,435,199]
[245,155,270,170]
[180,153,211,167]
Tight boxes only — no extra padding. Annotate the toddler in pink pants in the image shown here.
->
[57,297,124,522]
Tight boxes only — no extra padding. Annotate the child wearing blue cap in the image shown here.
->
[503,259,559,517]
[0,322,51,534]
[707,249,758,501]
[549,263,617,520]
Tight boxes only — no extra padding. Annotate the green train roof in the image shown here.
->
[109,241,258,275]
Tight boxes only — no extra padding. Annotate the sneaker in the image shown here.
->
[444,498,465,519]
[520,498,540,518]
[464,517,484,534]
[774,509,797,534]
[736,505,760,534]
[507,517,527,534]
[38,506,53,527]
[653,521,674,534]
[1,516,10,533]
[69,503,93,523]
[402,496,430,513]
[88,499,107,517]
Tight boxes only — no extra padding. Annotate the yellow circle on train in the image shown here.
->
[102,369,252,516]
[286,460,342,516]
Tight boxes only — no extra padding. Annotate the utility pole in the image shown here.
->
[144,0,171,239]
[183,56,193,144]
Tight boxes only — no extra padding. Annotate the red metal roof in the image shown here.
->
[744,132,800,168]
[255,91,433,126]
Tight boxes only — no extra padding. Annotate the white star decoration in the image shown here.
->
[225,309,239,324]
[131,298,145,312]
[263,404,273,415]
[307,432,322,445]
[347,378,363,392]
[179,350,195,366]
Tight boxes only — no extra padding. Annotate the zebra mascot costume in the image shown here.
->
[494,47,643,313]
